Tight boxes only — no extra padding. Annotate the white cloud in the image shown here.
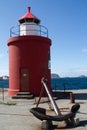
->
[0,69,9,76]
[52,67,87,77]
[82,49,87,53]
[0,54,5,59]
[65,68,87,77]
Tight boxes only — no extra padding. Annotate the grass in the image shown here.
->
[3,102,16,106]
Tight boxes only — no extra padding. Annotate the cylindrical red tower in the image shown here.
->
[7,7,52,97]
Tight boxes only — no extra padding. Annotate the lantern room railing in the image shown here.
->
[10,24,48,37]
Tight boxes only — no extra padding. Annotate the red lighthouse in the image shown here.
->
[7,7,51,97]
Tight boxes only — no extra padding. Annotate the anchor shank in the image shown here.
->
[41,78,62,116]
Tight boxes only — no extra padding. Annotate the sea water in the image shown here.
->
[0,77,87,90]
[0,80,9,88]
[51,77,87,90]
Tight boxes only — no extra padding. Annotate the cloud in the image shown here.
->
[57,68,87,77]
[0,54,5,59]
[0,69,9,76]
[66,68,87,77]
[82,49,87,53]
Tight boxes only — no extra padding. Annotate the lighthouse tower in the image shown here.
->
[7,7,51,97]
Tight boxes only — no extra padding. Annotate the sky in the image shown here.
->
[0,0,87,77]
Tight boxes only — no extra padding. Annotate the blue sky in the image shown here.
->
[0,0,87,77]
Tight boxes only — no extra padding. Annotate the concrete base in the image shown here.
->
[41,120,53,130]
[12,92,34,99]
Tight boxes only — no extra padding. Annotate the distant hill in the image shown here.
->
[0,76,9,80]
[51,73,60,79]
[79,75,87,78]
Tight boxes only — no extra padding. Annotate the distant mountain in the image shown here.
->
[51,73,60,79]
[0,76,9,80]
[79,75,87,78]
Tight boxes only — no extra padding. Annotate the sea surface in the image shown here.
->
[0,79,9,88]
[51,77,87,90]
[0,77,87,90]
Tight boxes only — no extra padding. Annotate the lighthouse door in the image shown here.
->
[20,68,29,92]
